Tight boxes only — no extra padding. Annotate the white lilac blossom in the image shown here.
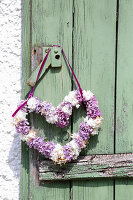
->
[20,129,37,142]
[46,107,58,124]
[58,102,72,115]
[91,129,99,136]
[13,89,103,165]
[46,115,58,124]
[84,116,103,136]
[50,144,66,165]
[13,110,27,125]
[68,140,81,159]
[83,90,94,101]
[84,116,103,129]
[64,91,80,108]
[27,97,37,111]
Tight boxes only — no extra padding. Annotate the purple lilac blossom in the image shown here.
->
[79,121,93,141]
[56,108,69,128]
[63,145,74,162]
[27,137,55,158]
[46,107,57,119]
[28,137,44,149]
[74,137,86,149]
[16,120,30,135]
[42,141,55,158]
[86,96,101,119]
[35,98,43,113]
[41,103,53,115]
[75,90,82,104]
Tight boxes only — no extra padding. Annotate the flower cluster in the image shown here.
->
[28,137,56,158]
[86,96,101,119]
[56,108,69,128]
[13,90,103,165]
[16,120,30,135]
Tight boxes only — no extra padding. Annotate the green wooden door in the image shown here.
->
[21,0,133,199]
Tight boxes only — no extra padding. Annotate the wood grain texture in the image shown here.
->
[72,0,116,199]
[115,179,133,200]
[29,0,73,199]
[115,1,133,199]
[39,153,133,181]
[20,0,31,199]
[116,0,133,153]
[73,0,116,155]
[72,180,113,200]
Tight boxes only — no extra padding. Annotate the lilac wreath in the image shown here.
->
[13,90,103,165]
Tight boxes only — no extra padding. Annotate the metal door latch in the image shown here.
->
[27,46,62,86]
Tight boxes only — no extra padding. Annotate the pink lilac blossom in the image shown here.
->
[86,96,101,119]
[56,108,69,128]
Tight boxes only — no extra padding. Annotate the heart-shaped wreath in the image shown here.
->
[12,45,103,165]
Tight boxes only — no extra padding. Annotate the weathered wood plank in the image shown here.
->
[73,0,116,155]
[20,0,31,199]
[39,153,133,181]
[72,0,116,199]
[115,179,133,200]
[72,180,113,200]
[115,0,133,198]
[116,0,133,154]
[29,0,73,199]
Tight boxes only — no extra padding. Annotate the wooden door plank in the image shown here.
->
[116,0,133,153]
[72,0,116,199]
[29,0,73,199]
[73,0,116,155]
[115,0,133,198]
[72,180,113,200]
[20,0,31,199]
[115,179,133,200]
[29,181,70,200]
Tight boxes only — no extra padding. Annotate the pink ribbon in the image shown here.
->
[12,45,83,117]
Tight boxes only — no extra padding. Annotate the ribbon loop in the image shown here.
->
[12,45,83,117]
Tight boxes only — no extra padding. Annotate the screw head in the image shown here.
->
[54,48,58,54]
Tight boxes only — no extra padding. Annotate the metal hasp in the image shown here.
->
[27,46,62,87]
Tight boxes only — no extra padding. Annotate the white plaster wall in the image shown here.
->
[0,0,22,199]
